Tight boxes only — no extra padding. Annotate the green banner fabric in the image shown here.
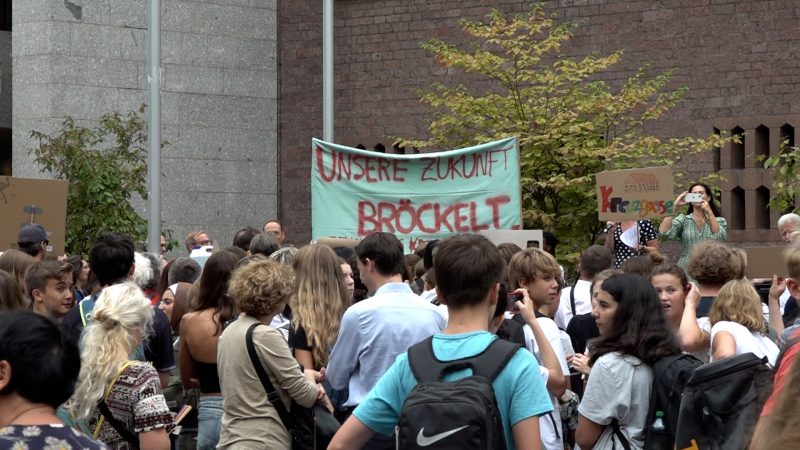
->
[311,137,522,253]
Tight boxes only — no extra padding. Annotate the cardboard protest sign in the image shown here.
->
[311,137,522,253]
[596,167,674,221]
[0,176,69,255]
[745,246,788,279]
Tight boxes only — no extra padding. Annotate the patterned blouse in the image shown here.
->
[609,220,659,268]
[86,361,173,449]
[0,424,108,450]
[660,213,728,269]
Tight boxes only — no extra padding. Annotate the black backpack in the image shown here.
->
[644,354,703,449]
[611,353,703,450]
[674,353,774,450]
[397,336,520,450]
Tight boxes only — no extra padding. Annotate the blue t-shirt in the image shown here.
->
[353,331,553,450]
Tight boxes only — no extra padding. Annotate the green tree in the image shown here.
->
[400,5,731,268]
[763,142,799,214]
[29,105,157,257]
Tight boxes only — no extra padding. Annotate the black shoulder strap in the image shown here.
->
[97,400,139,449]
[610,419,631,450]
[408,336,521,383]
[569,285,577,317]
[775,334,800,372]
[245,322,294,429]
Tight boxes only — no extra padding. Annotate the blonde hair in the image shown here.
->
[507,247,561,290]
[228,259,295,318]
[69,282,154,419]
[291,244,351,368]
[785,242,800,280]
[709,279,766,333]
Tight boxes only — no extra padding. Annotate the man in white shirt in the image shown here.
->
[555,245,612,330]
[326,232,445,449]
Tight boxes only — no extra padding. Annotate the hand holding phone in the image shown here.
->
[506,293,522,313]
[684,192,703,203]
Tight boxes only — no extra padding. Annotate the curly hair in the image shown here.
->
[709,279,767,333]
[686,241,742,286]
[228,259,295,318]
[589,273,681,366]
[291,244,351,368]
[68,282,154,419]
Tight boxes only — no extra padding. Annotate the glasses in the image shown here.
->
[197,239,213,246]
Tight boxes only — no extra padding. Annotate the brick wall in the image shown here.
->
[279,0,800,246]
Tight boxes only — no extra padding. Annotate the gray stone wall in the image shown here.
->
[12,0,278,249]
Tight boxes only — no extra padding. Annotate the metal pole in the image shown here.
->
[146,0,162,254]
[322,0,334,141]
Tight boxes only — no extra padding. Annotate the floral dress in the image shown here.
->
[0,424,108,450]
[660,213,728,269]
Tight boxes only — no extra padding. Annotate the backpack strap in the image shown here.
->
[408,336,521,383]
[610,419,631,450]
[775,334,800,373]
[93,360,136,439]
[97,400,139,448]
[569,285,577,318]
[245,322,295,431]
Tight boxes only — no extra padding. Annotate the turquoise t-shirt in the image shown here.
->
[353,331,553,450]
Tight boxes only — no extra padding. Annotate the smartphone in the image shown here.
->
[506,293,523,311]
[685,192,703,203]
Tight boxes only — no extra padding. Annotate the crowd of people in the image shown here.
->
[0,199,800,450]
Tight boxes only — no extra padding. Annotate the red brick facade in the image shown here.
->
[278,0,800,246]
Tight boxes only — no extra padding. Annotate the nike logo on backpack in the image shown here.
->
[416,425,469,446]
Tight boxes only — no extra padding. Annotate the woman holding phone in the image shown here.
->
[659,183,727,270]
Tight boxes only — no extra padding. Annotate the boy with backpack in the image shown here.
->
[327,234,552,450]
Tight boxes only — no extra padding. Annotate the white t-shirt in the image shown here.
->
[689,317,712,363]
[710,321,779,366]
[555,279,593,330]
[578,353,652,450]
[523,317,570,450]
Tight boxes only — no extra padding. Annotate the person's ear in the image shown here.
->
[127,263,136,278]
[435,286,447,306]
[488,282,500,307]
[0,360,11,391]
[31,288,43,303]
[517,277,527,289]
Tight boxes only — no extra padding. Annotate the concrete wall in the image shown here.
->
[0,30,10,128]
[279,0,800,245]
[12,0,278,249]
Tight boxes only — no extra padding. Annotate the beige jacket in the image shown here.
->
[217,314,318,449]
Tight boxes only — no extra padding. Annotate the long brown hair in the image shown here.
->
[291,244,351,368]
[195,250,240,335]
